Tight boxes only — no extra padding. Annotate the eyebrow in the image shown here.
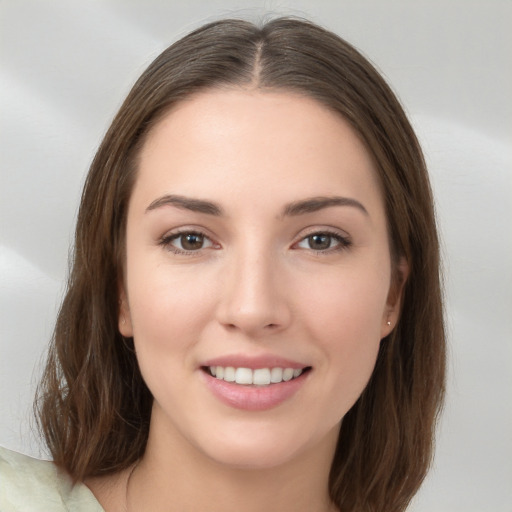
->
[146,194,223,215]
[282,196,369,217]
[145,194,368,217]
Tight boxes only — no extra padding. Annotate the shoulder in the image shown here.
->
[0,446,104,512]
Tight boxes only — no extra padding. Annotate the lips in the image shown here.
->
[202,354,307,370]
[200,355,311,411]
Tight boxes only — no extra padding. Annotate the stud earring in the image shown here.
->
[386,320,391,326]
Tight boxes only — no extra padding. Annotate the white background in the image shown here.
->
[1,1,511,511]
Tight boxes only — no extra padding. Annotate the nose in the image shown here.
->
[216,249,292,337]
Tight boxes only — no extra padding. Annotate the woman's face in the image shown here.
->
[120,89,403,469]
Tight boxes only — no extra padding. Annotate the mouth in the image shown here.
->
[201,365,312,386]
[199,355,312,410]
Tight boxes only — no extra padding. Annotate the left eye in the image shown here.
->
[166,232,214,252]
[296,233,348,251]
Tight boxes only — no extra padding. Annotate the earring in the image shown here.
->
[386,320,391,326]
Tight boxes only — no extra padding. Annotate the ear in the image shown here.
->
[380,257,409,339]
[118,283,134,337]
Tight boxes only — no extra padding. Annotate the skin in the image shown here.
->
[87,89,406,511]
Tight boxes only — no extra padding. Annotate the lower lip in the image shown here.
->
[201,370,309,411]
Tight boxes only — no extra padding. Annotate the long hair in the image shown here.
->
[35,17,445,512]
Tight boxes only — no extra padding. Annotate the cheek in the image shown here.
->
[126,267,213,406]
[298,261,389,396]
[303,262,390,342]
[124,248,217,359]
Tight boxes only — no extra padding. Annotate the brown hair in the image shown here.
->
[35,17,445,512]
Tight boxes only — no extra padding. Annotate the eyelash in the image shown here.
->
[294,229,352,254]
[158,229,352,255]
[159,229,217,255]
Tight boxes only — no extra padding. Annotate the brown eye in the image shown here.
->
[179,233,205,251]
[295,232,351,253]
[307,234,332,250]
[163,231,214,253]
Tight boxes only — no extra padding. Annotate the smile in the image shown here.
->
[206,366,307,386]
[200,355,312,410]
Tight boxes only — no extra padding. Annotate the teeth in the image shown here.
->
[235,367,252,385]
[253,368,271,386]
[270,367,283,383]
[282,368,294,381]
[209,366,304,386]
[224,367,235,382]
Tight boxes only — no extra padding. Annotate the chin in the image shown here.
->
[190,419,340,472]
[202,437,305,470]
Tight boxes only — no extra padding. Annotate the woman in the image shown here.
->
[0,17,445,512]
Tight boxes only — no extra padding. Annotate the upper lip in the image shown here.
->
[201,354,309,370]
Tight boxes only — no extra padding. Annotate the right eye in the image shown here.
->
[161,231,215,253]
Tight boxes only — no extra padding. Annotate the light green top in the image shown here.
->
[0,446,104,511]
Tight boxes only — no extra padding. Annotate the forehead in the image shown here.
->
[133,89,384,218]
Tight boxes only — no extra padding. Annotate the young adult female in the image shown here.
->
[0,17,445,512]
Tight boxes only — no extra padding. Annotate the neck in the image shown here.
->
[128,408,339,512]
